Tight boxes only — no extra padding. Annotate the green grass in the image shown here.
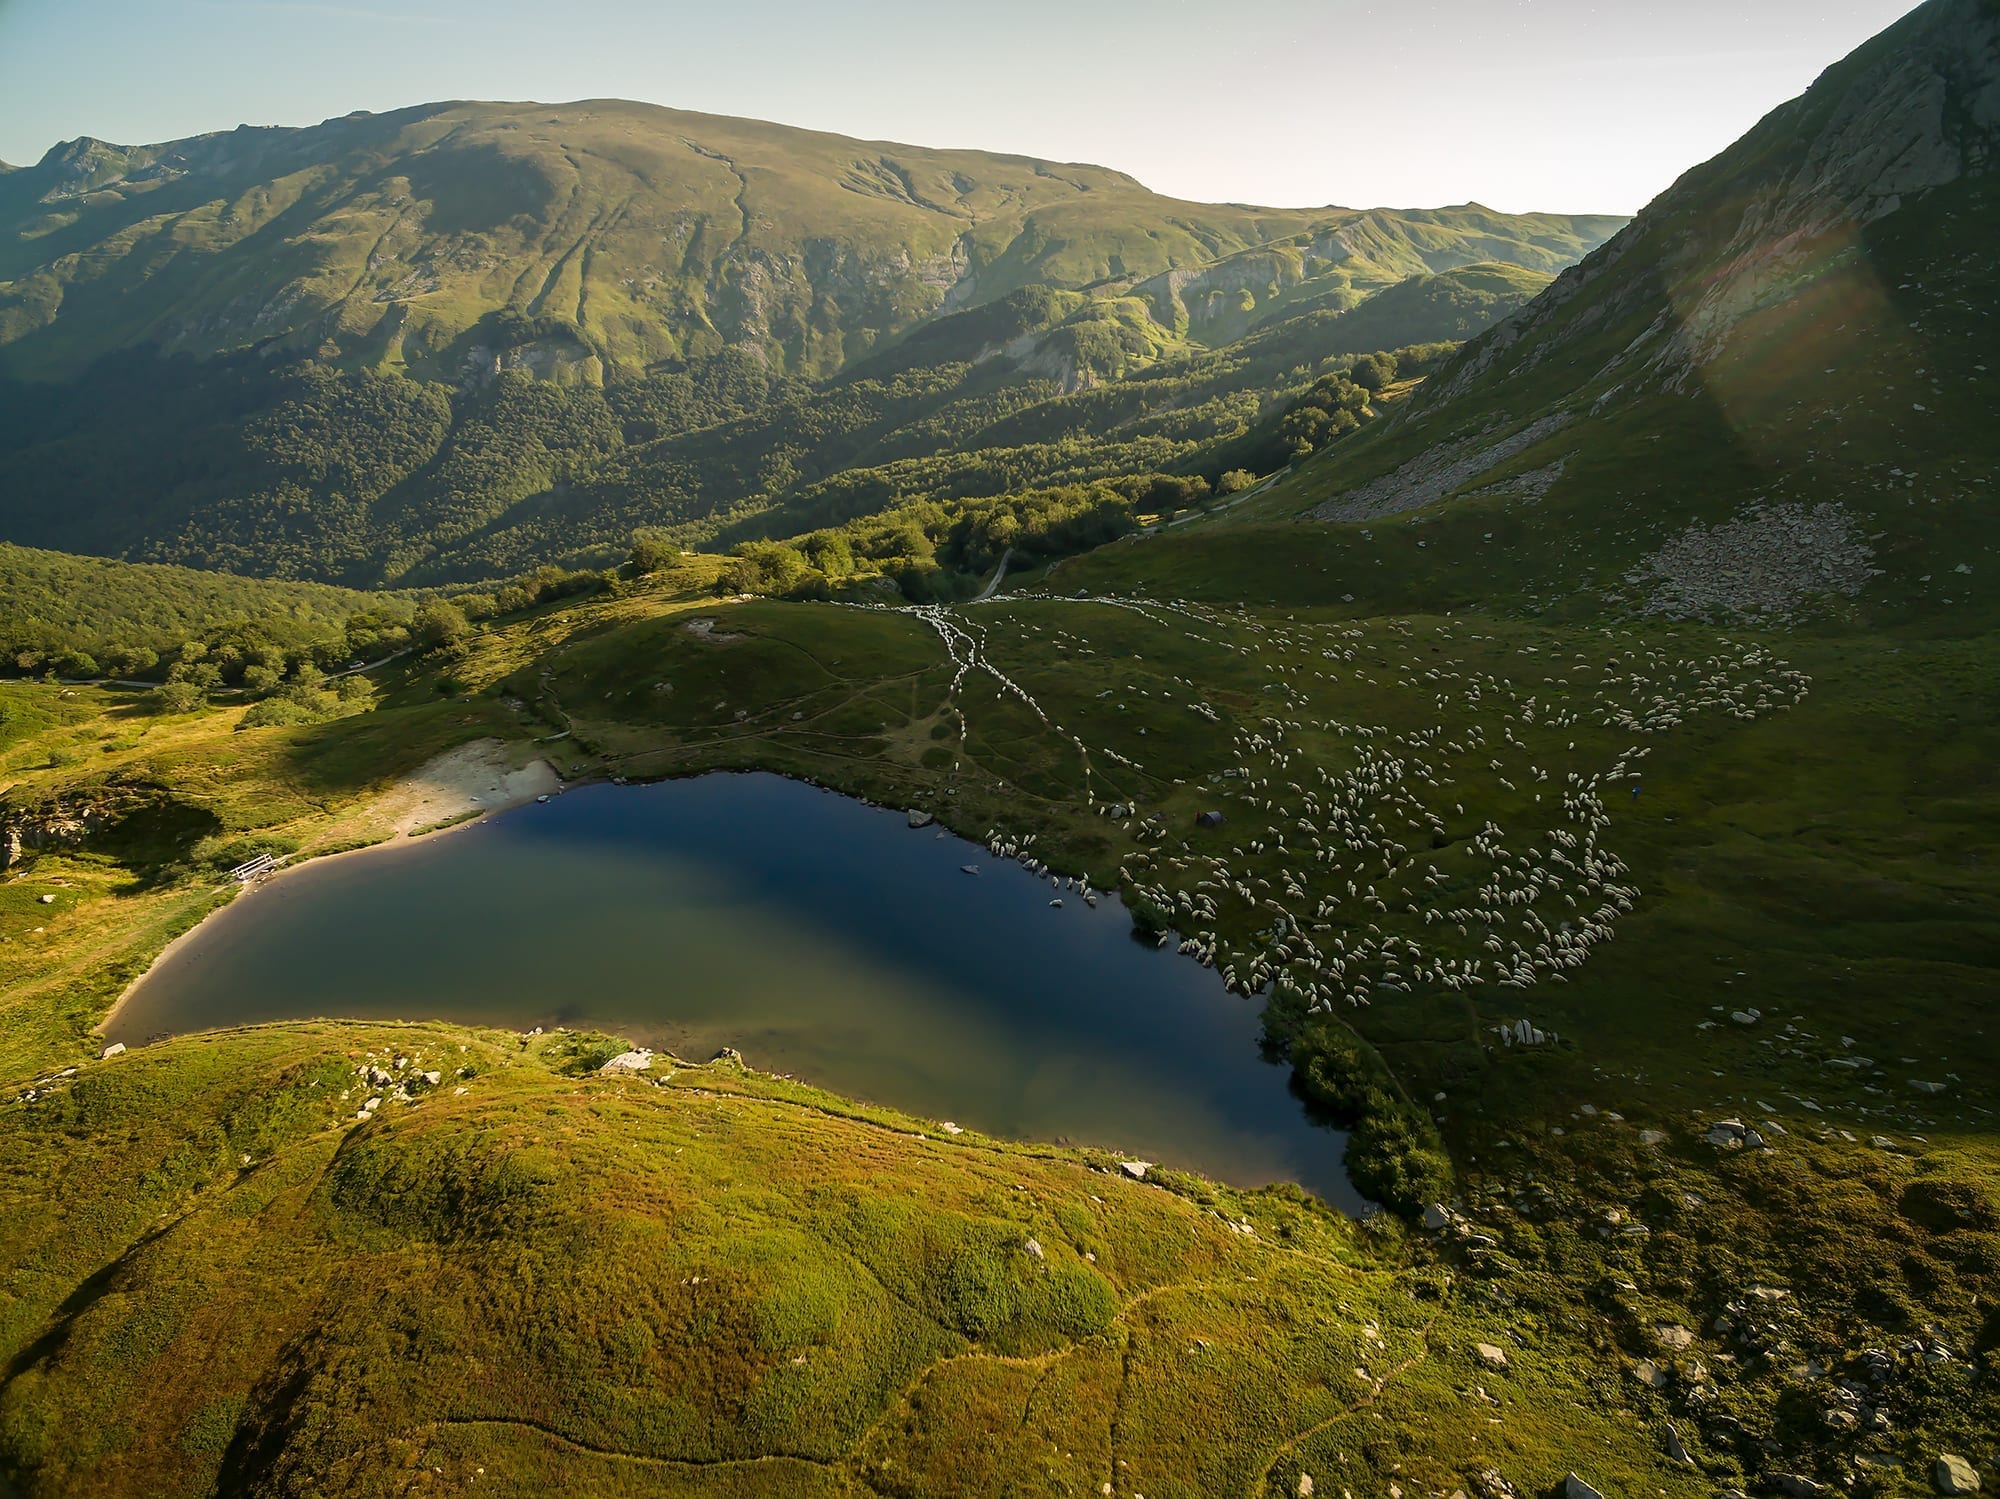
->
[1,542,1995,1492]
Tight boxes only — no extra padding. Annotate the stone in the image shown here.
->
[1475,1342,1510,1371]
[1120,1160,1150,1179]
[1656,1324,1694,1349]
[1024,1237,1044,1260]
[1935,1455,1980,1496]
[907,810,934,829]
[1298,1477,1315,1497]
[99,1042,126,1060]
[1664,1421,1693,1465]
[599,1049,653,1074]
[1639,1129,1670,1146]
[1564,1474,1604,1499]
[1422,1202,1451,1231]
[38,893,57,905]
[1773,1475,1826,1498]
[422,1070,442,1086]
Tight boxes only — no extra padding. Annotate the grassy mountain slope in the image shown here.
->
[0,101,1616,587]
[0,99,1620,385]
[1189,0,2000,635]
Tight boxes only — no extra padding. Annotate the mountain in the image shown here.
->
[1248,0,2000,630]
[0,101,1621,584]
[0,99,1623,384]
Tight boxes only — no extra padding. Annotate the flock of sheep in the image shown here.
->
[858,591,1810,1018]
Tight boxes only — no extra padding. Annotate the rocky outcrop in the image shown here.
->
[0,803,110,869]
[1311,411,1573,523]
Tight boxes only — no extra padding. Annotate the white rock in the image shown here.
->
[1474,1342,1510,1371]
[99,1042,126,1059]
[600,1049,654,1074]
[1120,1160,1150,1179]
[1936,1454,1980,1495]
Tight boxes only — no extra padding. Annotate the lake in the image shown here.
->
[108,771,1361,1210]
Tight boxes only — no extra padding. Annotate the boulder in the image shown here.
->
[600,1049,654,1074]
[99,1042,126,1059]
[1565,1474,1605,1499]
[1474,1342,1510,1371]
[1422,1202,1451,1231]
[1664,1421,1693,1465]
[1935,1455,1980,1496]
[1120,1160,1150,1179]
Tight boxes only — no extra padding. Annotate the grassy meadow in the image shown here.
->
[1,528,1994,1493]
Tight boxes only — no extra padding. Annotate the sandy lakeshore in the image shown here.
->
[359,738,563,839]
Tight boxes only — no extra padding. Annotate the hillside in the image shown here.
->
[0,101,1619,586]
[1217,0,2000,633]
[0,542,409,667]
[0,100,1621,383]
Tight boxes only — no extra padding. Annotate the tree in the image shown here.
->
[149,680,207,715]
[629,535,679,575]
[1349,352,1397,393]
[410,600,471,654]
[1216,469,1257,496]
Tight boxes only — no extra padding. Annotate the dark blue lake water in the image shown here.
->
[108,772,1360,1208]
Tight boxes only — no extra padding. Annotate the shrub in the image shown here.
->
[1290,1023,1451,1216]
[148,681,207,715]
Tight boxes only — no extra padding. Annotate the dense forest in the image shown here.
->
[0,267,1518,588]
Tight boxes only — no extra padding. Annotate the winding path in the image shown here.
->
[969,545,1016,603]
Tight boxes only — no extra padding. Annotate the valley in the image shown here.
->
[0,1,1997,1494]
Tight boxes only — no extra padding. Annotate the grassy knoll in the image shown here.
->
[0,1022,1666,1499]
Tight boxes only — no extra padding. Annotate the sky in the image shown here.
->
[0,0,1926,215]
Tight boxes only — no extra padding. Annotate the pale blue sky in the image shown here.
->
[0,0,1925,214]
